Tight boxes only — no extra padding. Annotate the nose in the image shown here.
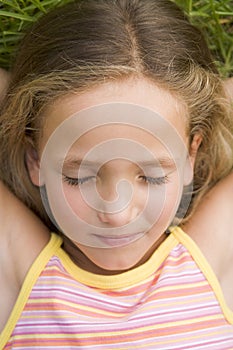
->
[97,178,140,227]
[97,204,139,227]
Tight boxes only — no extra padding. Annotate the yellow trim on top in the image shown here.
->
[0,233,62,349]
[170,226,233,325]
[58,233,178,290]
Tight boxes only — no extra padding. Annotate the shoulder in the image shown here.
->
[0,180,50,330]
[0,180,50,331]
[183,172,233,309]
[184,171,233,240]
[183,172,233,261]
[0,180,50,278]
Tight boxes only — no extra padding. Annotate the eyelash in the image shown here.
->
[139,175,169,185]
[63,175,95,186]
[63,175,169,187]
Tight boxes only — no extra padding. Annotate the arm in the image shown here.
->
[0,68,10,104]
[0,68,50,283]
[0,180,50,331]
[0,68,50,331]
[224,77,233,103]
[183,172,233,311]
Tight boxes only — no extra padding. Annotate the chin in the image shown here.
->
[78,242,145,274]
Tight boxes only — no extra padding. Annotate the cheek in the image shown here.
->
[163,183,182,216]
[160,173,186,225]
[63,185,93,222]
[42,174,93,227]
[144,174,183,227]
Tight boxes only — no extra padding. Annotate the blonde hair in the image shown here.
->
[0,0,233,230]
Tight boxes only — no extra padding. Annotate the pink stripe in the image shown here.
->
[3,235,233,349]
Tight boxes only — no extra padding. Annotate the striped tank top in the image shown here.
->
[1,226,233,349]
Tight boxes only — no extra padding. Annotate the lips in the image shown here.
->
[92,232,145,248]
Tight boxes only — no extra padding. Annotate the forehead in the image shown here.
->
[40,78,188,152]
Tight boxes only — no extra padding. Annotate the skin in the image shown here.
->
[0,74,233,333]
[0,68,10,104]
[0,68,50,330]
[183,172,233,311]
[0,181,50,332]
[224,77,233,102]
[27,78,199,272]
[184,76,233,310]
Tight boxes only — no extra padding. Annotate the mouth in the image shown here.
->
[92,232,145,248]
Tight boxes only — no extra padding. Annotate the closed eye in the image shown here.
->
[139,175,169,185]
[63,175,95,186]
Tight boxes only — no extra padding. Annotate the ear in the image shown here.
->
[25,145,44,186]
[183,133,202,186]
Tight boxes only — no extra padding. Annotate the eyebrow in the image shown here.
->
[61,156,177,169]
[137,158,176,168]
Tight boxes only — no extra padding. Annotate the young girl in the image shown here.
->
[1,0,233,348]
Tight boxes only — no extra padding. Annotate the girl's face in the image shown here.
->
[28,78,199,273]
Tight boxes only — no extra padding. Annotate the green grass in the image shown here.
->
[174,0,233,77]
[0,0,73,68]
[0,0,232,76]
